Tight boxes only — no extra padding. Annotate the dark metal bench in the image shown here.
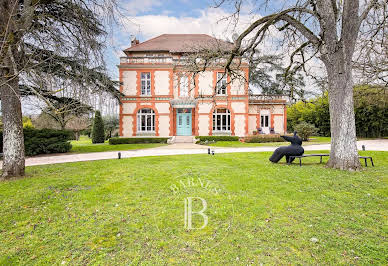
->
[288,154,329,166]
[289,154,374,167]
[359,156,374,167]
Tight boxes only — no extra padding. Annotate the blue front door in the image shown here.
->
[177,109,192,136]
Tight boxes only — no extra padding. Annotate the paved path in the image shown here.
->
[2,139,387,167]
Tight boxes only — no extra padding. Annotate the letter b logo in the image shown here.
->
[184,197,208,230]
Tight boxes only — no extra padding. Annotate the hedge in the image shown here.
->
[109,137,169,145]
[195,136,239,142]
[0,128,72,156]
[244,135,284,143]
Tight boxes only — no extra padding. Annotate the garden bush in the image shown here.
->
[66,130,77,140]
[244,135,284,143]
[287,94,330,136]
[109,137,169,145]
[80,128,92,138]
[92,110,105,144]
[195,136,239,142]
[294,122,319,141]
[22,116,34,128]
[0,128,72,156]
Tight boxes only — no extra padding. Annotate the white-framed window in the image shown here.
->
[137,108,155,132]
[141,72,151,95]
[179,76,189,97]
[216,72,227,95]
[261,114,269,127]
[213,108,231,131]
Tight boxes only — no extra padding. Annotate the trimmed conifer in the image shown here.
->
[92,110,105,144]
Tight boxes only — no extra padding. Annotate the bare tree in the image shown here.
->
[354,4,388,86]
[32,111,91,140]
[0,0,120,179]
[103,115,119,139]
[40,97,92,130]
[65,116,91,140]
[204,0,387,170]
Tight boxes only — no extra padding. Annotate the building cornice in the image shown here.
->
[118,64,173,69]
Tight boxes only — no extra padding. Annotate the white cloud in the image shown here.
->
[118,7,287,59]
[117,7,288,68]
[122,0,162,16]
[121,8,261,42]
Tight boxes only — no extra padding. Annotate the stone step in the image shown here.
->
[174,136,195,143]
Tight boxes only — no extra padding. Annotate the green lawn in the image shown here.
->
[208,136,332,147]
[70,136,166,153]
[308,136,332,143]
[0,150,386,264]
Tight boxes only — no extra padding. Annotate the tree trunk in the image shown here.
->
[0,75,25,179]
[75,131,80,140]
[324,56,361,170]
[0,0,26,179]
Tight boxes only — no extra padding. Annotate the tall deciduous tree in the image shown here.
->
[213,0,386,170]
[0,0,120,179]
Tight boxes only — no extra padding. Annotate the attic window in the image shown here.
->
[216,72,227,95]
[141,72,151,95]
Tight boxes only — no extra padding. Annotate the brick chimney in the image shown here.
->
[131,38,140,46]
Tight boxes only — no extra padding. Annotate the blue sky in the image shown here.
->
[123,0,213,17]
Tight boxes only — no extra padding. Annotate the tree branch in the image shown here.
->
[280,14,321,45]
[359,0,379,25]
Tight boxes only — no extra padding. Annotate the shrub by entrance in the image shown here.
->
[109,137,169,144]
[244,135,284,143]
[195,136,239,142]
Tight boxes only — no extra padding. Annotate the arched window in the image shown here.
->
[137,109,155,132]
[213,108,231,131]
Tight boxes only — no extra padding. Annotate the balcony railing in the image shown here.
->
[120,56,173,64]
[120,56,249,65]
[172,57,249,65]
[249,94,288,102]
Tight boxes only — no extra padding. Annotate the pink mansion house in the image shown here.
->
[118,34,287,138]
